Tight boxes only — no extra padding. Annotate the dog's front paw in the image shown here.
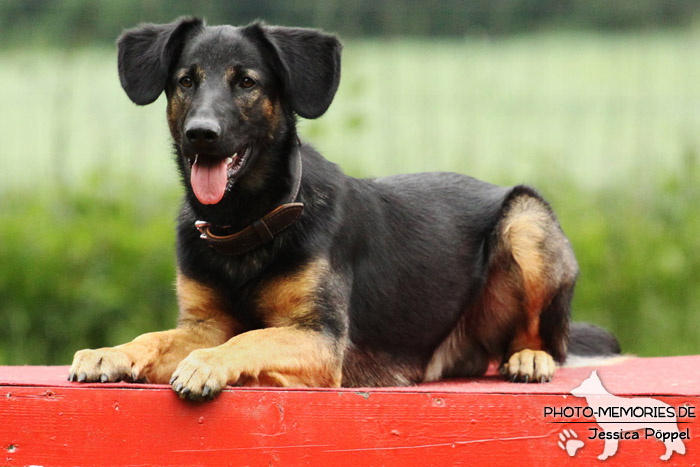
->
[170,349,233,401]
[501,349,555,383]
[69,347,138,383]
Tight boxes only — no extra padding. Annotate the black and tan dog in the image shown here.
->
[69,18,619,400]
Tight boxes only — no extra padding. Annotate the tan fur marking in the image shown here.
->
[166,93,187,141]
[194,64,205,81]
[230,327,341,387]
[510,332,544,354]
[224,66,236,83]
[477,266,522,340]
[173,326,342,392]
[503,197,550,317]
[176,273,234,326]
[260,97,281,141]
[262,98,275,120]
[256,258,328,328]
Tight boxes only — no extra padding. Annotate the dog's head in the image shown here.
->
[117,18,341,205]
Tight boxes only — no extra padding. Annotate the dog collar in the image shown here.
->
[194,141,304,256]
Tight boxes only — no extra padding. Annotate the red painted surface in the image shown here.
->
[1,356,699,466]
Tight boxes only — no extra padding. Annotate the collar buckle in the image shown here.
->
[194,221,210,239]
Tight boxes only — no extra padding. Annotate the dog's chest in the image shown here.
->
[243,257,329,328]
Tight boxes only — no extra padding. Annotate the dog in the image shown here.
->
[571,370,686,461]
[69,18,619,400]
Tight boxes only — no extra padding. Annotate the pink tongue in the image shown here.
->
[191,157,228,205]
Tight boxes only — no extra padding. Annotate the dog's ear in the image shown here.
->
[246,24,342,119]
[118,17,203,105]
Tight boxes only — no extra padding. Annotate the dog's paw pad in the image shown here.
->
[502,349,555,383]
[557,429,584,456]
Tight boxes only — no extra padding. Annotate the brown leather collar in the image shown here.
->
[194,142,304,256]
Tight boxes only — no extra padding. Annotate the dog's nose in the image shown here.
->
[185,118,221,145]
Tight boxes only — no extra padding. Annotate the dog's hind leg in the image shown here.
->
[423,187,577,384]
[486,188,578,383]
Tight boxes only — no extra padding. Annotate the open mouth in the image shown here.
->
[189,146,251,205]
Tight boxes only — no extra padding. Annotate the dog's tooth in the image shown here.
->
[226,157,233,165]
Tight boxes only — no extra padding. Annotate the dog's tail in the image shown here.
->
[565,322,624,367]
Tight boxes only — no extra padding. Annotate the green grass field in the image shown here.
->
[1,30,699,364]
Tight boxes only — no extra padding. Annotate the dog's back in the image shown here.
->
[331,171,512,384]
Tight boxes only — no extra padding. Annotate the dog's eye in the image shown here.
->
[240,77,255,89]
[179,76,193,88]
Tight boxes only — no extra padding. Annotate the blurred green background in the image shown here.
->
[1,1,699,365]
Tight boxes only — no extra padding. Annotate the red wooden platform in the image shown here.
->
[1,356,699,466]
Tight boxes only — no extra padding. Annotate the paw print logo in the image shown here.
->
[558,429,584,457]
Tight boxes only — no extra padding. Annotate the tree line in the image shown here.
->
[2,0,700,47]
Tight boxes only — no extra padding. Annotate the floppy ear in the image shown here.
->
[117,17,203,105]
[245,24,342,119]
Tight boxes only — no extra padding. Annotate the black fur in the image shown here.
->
[568,323,621,356]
